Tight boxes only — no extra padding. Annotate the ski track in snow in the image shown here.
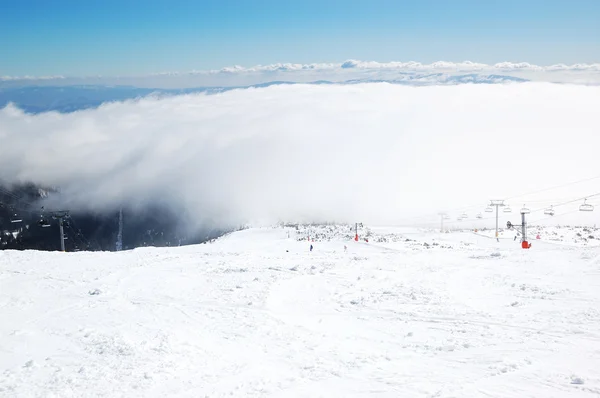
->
[1,226,600,397]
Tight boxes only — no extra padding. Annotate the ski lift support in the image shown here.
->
[489,200,505,239]
[506,207,531,249]
[39,207,70,252]
[438,213,448,233]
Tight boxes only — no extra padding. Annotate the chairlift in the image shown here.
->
[503,206,512,213]
[476,213,483,219]
[520,204,530,214]
[461,213,468,219]
[579,198,594,212]
[544,206,555,216]
[38,219,51,228]
[485,206,493,213]
[443,215,450,220]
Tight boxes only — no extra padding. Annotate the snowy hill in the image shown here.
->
[1,225,599,396]
[474,224,600,247]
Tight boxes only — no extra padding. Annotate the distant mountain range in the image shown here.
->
[0,74,528,114]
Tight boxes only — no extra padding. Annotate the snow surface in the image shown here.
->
[1,225,600,397]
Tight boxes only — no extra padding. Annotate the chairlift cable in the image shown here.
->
[528,192,600,214]
[528,209,581,224]
[503,174,600,201]
[0,186,36,208]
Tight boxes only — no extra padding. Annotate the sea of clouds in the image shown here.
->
[1,82,599,232]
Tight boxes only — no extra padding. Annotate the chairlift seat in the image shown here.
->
[38,219,51,227]
[579,199,594,212]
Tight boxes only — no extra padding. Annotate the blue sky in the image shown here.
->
[1,0,599,76]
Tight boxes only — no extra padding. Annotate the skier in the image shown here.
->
[310,244,313,252]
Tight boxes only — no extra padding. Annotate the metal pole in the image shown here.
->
[116,208,123,251]
[438,213,446,233]
[495,205,499,238]
[521,212,527,242]
[59,217,65,252]
[489,200,504,240]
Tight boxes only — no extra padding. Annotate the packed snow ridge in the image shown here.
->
[1,224,600,397]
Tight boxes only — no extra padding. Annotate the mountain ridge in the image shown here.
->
[1,74,529,114]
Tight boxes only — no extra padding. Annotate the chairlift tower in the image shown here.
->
[506,208,531,249]
[116,208,123,251]
[54,211,69,252]
[40,207,70,252]
[438,213,447,233]
[489,200,505,239]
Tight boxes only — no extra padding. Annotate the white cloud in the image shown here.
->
[546,63,600,72]
[199,60,598,74]
[0,75,65,81]
[2,60,600,88]
[492,62,544,71]
[187,60,599,77]
[1,83,600,231]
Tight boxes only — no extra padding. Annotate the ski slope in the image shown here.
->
[1,225,599,397]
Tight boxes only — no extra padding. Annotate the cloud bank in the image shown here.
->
[2,60,600,88]
[1,82,600,231]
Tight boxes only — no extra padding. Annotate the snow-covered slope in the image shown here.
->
[1,226,599,397]
[474,225,600,247]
